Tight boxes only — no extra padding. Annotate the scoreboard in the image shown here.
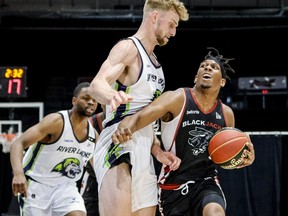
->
[0,67,27,98]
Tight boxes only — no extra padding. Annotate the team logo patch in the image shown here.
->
[188,127,214,156]
[52,158,81,178]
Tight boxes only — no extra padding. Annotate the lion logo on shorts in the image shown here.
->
[52,158,81,178]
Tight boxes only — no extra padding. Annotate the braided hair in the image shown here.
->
[205,47,235,80]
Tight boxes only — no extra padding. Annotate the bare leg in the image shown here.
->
[203,203,225,216]
[99,163,132,216]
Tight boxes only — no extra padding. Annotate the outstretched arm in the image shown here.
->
[111,89,184,170]
[112,88,184,142]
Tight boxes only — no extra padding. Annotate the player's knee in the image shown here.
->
[202,202,225,216]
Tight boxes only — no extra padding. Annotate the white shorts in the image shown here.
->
[19,180,86,216]
[93,123,158,212]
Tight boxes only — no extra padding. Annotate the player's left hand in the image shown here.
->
[237,134,255,168]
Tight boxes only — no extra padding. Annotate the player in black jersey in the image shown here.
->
[112,48,255,216]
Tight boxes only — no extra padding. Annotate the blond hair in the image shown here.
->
[144,0,189,21]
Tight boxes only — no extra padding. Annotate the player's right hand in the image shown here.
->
[12,174,28,198]
[110,91,133,111]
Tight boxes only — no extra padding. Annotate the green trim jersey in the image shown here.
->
[103,36,165,128]
[93,36,165,212]
[23,110,96,186]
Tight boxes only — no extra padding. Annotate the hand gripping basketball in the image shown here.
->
[208,127,249,169]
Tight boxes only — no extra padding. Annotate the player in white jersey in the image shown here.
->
[10,82,98,216]
[87,1,189,215]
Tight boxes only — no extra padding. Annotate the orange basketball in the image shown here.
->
[208,127,248,169]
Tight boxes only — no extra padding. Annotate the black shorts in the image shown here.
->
[159,177,226,216]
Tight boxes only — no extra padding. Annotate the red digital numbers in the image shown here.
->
[8,79,22,95]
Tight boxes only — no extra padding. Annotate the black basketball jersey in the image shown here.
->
[159,88,228,185]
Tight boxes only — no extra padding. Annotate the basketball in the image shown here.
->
[208,127,248,169]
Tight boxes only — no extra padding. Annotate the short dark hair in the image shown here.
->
[205,47,235,80]
[73,82,90,97]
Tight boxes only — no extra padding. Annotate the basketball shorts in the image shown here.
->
[158,177,226,216]
[18,180,86,216]
[93,122,158,212]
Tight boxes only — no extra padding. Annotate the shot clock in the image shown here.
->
[0,66,27,98]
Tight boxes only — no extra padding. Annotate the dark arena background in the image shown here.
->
[0,0,288,215]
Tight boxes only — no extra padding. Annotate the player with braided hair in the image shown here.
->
[112,47,255,216]
[205,47,235,80]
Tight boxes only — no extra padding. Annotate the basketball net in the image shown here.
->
[0,132,21,153]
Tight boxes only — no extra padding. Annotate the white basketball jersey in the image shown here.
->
[103,36,165,127]
[23,110,96,186]
[93,36,165,211]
